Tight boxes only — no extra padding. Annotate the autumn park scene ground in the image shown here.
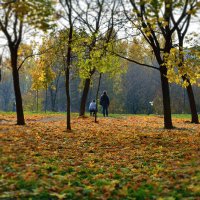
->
[1,0,200,199]
[0,113,200,199]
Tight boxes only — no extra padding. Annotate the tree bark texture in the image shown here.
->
[95,73,102,122]
[65,67,71,130]
[45,86,47,113]
[179,38,199,124]
[65,7,73,130]
[184,78,199,123]
[11,50,25,125]
[160,67,173,129]
[79,78,91,116]
[36,90,39,112]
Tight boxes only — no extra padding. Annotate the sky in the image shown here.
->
[0,1,200,58]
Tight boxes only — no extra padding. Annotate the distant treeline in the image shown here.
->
[1,62,199,115]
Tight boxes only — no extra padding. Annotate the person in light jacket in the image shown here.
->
[89,100,97,116]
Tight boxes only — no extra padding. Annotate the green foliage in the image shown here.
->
[125,0,200,100]
[164,47,200,87]
[0,0,56,31]
[73,31,124,79]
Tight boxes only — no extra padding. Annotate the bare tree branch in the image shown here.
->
[111,51,160,71]
[17,46,54,71]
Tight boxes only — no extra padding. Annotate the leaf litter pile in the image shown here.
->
[0,114,200,199]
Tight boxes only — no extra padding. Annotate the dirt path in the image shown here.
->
[0,115,66,125]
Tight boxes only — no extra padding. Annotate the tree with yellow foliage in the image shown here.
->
[0,0,55,125]
[122,0,200,128]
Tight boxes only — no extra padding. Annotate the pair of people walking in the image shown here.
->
[89,91,110,117]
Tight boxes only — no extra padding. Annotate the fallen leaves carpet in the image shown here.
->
[0,114,200,199]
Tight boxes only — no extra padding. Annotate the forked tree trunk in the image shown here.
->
[11,50,25,125]
[160,68,173,129]
[79,78,91,116]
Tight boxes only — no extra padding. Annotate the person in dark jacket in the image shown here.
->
[100,91,110,117]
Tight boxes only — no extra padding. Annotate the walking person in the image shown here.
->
[100,91,110,117]
[89,100,97,116]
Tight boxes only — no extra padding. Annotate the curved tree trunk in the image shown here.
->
[184,78,199,123]
[11,51,25,125]
[179,36,199,124]
[160,68,173,129]
[79,78,91,116]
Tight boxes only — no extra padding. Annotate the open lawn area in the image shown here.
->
[0,114,200,199]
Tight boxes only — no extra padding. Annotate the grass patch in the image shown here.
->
[0,113,199,199]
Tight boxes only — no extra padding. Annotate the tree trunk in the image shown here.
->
[50,88,56,112]
[79,78,91,116]
[65,15,73,130]
[11,51,25,125]
[50,74,60,112]
[45,85,47,113]
[182,88,186,113]
[184,78,199,123]
[178,38,199,124]
[0,54,2,82]
[95,73,102,122]
[36,90,39,112]
[160,69,173,129]
[66,67,71,130]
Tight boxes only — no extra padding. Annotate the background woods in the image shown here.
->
[0,0,200,129]
[0,1,200,199]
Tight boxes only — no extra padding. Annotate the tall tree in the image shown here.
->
[74,0,121,116]
[0,0,54,124]
[59,0,76,130]
[123,0,200,129]
[172,3,199,124]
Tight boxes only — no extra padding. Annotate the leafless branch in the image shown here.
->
[111,51,160,71]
